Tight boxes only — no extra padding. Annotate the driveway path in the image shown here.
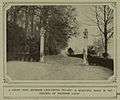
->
[7,55,113,80]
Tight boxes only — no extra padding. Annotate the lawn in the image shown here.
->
[7,55,113,80]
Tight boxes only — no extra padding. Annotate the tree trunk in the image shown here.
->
[13,7,20,25]
[25,7,29,32]
[103,5,108,58]
[40,33,45,62]
[105,35,108,54]
[13,11,17,24]
[30,7,34,34]
[104,33,108,58]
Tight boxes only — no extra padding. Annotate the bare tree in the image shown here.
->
[95,5,114,58]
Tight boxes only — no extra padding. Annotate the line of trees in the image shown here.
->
[7,5,79,60]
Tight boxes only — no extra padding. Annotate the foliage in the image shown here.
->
[7,22,27,61]
[7,5,78,56]
[7,22,26,53]
[87,45,97,56]
[87,55,113,70]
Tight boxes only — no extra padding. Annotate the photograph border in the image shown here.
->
[1,0,120,99]
[2,1,117,84]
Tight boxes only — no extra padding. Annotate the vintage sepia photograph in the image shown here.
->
[6,4,114,80]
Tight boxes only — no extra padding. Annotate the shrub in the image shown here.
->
[87,55,113,70]
[87,46,97,56]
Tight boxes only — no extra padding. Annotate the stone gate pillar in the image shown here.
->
[40,27,45,62]
[83,29,88,65]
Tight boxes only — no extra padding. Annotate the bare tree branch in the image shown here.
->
[108,32,114,39]
[95,7,104,34]
[94,5,114,56]
[107,27,113,34]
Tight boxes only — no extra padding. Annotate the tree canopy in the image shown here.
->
[7,5,79,57]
